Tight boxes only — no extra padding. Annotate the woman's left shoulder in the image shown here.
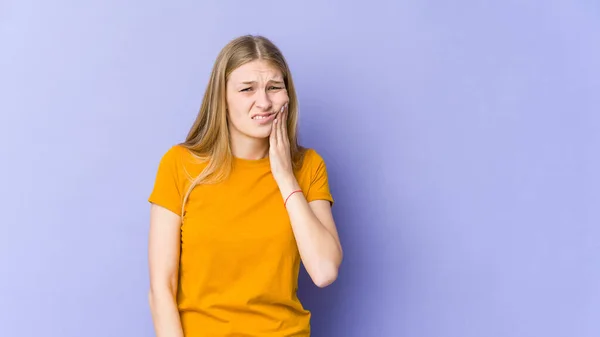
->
[295,147,334,203]
[297,147,330,174]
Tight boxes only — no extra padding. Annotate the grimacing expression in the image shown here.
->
[226,60,289,140]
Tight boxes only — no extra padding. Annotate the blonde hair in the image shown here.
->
[178,35,306,217]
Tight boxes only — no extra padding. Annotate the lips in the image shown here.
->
[251,112,276,124]
[250,103,286,123]
[251,112,275,120]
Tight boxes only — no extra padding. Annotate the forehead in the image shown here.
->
[228,60,283,82]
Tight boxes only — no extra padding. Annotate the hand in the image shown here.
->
[269,102,296,188]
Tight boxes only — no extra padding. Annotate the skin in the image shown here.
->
[226,60,342,287]
[148,60,343,337]
[225,59,288,160]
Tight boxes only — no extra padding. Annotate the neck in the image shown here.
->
[229,131,269,160]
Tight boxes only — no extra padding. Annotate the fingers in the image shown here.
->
[270,113,277,147]
[282,103,288,141]
[270,103,288,149]
[277,104,285,145]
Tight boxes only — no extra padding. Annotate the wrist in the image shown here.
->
[278,176,301,198]
[283,188,303,207]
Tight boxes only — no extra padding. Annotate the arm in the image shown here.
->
[268,103,343,288]
[279,179,343,288]
[148,204,184,337]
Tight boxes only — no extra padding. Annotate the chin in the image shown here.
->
[229,121,271,140]
[245,128,271,140]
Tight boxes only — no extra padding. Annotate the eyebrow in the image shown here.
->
[240,80,284,85]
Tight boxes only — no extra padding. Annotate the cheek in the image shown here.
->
[228,109,246,124]
[227,102,253,126]
[274,91,289,105]
[227,96,251,116]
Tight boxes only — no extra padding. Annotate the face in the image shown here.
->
[225,60,289,140]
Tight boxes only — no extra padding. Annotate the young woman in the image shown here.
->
[147,35,343,337]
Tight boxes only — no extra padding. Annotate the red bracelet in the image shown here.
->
[284,189,303,207]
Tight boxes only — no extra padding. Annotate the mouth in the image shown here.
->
[251,111,277,124]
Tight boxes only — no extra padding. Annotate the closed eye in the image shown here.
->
[240,86,283,92]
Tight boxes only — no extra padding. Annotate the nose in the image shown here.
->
[254,89,273,111]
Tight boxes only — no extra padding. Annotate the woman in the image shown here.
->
[147,35,343,337]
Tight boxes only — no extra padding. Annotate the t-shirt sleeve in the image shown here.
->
[148,146,184,216]
[305,149,335,206]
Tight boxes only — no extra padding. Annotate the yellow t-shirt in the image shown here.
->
[148,144,334,337]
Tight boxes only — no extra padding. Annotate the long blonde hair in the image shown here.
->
[178,35,306,217]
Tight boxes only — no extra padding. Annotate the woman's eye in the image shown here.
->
[241,86,282,92]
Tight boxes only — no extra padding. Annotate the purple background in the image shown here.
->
[1,1,599,336]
